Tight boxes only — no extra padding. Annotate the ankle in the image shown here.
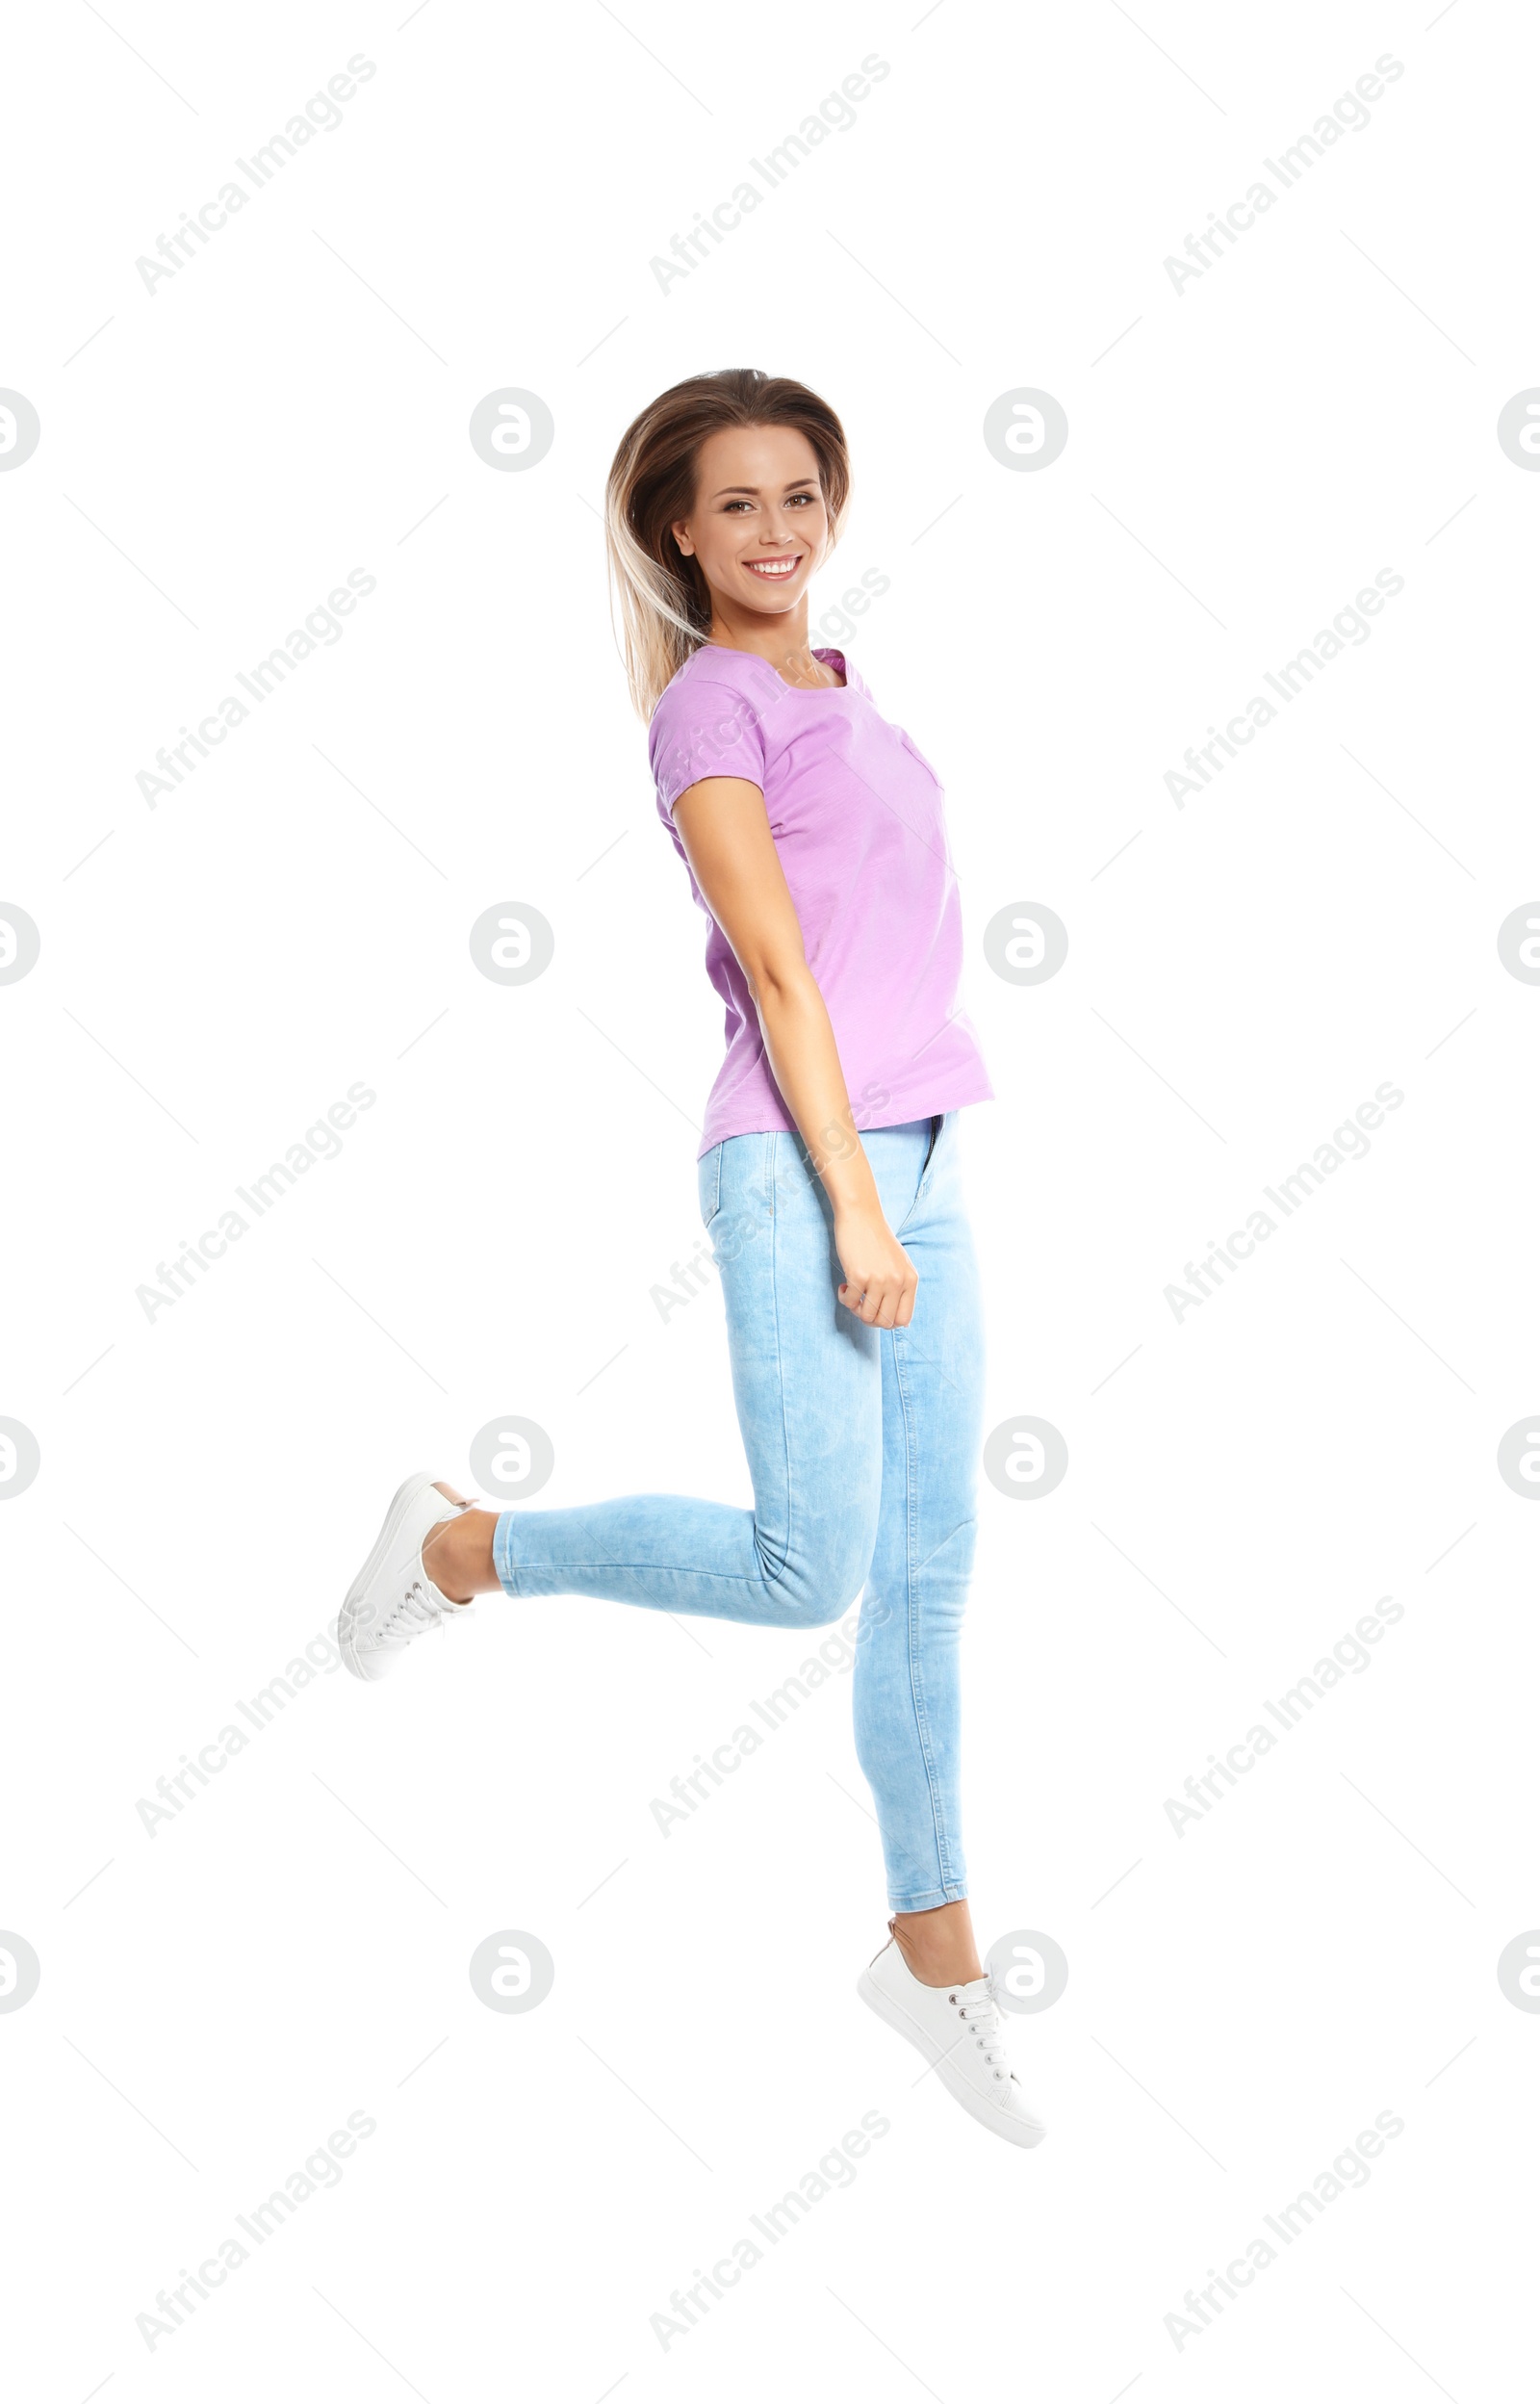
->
[423,1509,496,1603]
[900,1949,985,1989]
[891,1908,984,1989]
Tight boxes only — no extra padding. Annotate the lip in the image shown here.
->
[742,554,803,580]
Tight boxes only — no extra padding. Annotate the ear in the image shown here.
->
[670,520,694,557]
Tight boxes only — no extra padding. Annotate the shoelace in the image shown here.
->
[378,1577,450,1642]
[947,1978,1010,2076]
[369,1497,482,1646]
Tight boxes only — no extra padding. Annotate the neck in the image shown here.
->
[705,599,821,684]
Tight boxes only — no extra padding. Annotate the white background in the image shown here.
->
[3,1,1536,2396]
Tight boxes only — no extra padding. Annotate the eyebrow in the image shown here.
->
[707,480,818,500]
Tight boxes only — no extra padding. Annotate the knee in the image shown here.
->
[774,1535,869,1629]
[797,1586,855,1631]
[787,1538,869,1634]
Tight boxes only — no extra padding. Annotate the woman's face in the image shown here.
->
[670,423,830,625]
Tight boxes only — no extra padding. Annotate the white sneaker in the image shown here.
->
[336,1474,479,1682]
[858,1934,1047,2149]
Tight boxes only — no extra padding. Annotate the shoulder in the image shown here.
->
[654,643,766,706]
[650,647,769,737]
[649,649,773,802]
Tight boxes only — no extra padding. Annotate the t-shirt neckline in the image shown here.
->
[699,641,848,694]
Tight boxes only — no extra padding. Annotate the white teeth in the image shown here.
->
[747,557,797,575]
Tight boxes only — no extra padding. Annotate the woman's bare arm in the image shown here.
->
[672,773,916,1330]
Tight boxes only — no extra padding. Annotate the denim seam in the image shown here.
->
[890,1322,959,1896]
[492,1511,519,1596]
[761,1133,795,1590]
[496,1563,829,1596]
[910,1515,977,1579]
[889,1881,968,1913]
[495,1537,823,1609]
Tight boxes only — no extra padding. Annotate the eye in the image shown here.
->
[786,491,818,507]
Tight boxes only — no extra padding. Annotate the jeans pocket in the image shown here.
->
[698,1141,724,1228]
[895,1115,946,1237]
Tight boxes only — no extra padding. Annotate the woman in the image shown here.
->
[336,369,1044,2148]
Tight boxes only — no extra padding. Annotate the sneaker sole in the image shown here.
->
[857,1967,1047,2149]
[336,1471,438,1680]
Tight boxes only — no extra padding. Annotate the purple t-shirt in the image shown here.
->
[649,641,994,1157]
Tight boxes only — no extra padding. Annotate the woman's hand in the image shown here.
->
[834,1204,918,1329]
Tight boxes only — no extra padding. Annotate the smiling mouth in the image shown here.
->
[744,555,802,580]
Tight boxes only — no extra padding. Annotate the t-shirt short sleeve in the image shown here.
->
[649,673,770,818]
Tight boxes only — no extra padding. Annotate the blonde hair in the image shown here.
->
[604,369,852,721]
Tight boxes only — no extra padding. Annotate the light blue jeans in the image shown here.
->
[493,1114,984,1912]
